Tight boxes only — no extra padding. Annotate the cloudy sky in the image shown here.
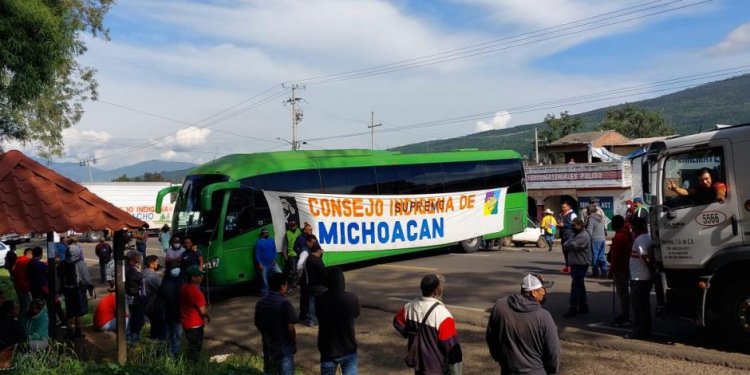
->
[11,0,750,168]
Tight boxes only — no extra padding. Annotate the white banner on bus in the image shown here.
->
[264,188,507,252]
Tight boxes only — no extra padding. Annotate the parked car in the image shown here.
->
[0,241,9,267]
[0,233,31,245]
[505,218,546,248]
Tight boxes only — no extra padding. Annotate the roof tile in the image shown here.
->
[0,150,146,234]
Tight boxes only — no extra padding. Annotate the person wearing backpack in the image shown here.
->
[393,274,462,375]
[61,238,93,339]
[540,209,557,252]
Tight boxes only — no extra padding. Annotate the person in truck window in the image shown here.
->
[667,167,727,204]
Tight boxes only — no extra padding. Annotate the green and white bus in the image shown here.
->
[156,149,528,287]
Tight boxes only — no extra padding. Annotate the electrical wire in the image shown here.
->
[300,67,750,143]
[287,0,709,86]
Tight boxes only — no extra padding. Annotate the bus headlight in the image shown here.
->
[205,257,220,270]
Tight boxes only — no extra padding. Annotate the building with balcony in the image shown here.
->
[526,130,641,223]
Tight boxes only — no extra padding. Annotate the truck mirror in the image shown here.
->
[643,194,654,206]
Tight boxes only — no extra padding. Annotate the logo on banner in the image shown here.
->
[484,190,499,216]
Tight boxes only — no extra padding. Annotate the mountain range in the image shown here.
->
[392,73,750,156]
[33,158,196,182]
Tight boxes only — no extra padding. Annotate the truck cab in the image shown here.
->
[644,123,750,350]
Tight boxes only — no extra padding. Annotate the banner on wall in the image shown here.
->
[264,188,508,252]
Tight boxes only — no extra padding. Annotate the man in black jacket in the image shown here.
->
[160,267,184,357]
[316,267,360,375]
[486,274,560,375]
[124,250,145,346]
[300,237,326,327]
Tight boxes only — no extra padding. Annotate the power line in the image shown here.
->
[300,67,750,143]
[287,0,709,86]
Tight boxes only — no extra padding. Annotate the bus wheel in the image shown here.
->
[720,279,750,352]
[460,237,481,253]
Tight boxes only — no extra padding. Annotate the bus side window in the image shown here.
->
[483,159,525,193]
[376,165,427,195]
[320,167,377,194]
[224,189,255,240]
[441,161,485,193]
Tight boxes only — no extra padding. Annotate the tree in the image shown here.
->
[539,111,583,145]
[0,0,113,158]
[112,174,131,182]
[597,105,675,138]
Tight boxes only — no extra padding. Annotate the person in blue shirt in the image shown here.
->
[55,236,68,261]
[256,228,281,296]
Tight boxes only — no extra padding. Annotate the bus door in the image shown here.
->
[658,140,741,269]
[221,188,272,283]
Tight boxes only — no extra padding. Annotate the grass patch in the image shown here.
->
[11,340,271,375]
[0,268,17,302]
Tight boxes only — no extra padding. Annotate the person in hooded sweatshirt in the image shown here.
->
[316,267,360,375]
[486,274,560,375]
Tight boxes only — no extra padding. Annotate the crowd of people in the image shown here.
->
[0,197,658,374]
[254,219,361,375]
[544,197,655,340]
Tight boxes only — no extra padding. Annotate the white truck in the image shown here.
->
[643,123,750,351]
[82,182,178,238]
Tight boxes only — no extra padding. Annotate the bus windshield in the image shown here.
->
[173,174,228,244]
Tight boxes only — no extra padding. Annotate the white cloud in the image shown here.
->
[159,126,212,149]
[61,128,114,160]
[160,150,188,160]
[708,22,750,56]
[475,111,512,132]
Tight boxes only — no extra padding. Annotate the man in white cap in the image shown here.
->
[486,273,560,375]
[540,209,557,252]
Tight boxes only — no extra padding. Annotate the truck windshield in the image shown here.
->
[173,174,229,244]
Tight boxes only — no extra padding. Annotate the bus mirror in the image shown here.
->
[643,194,655,206]
[156,185,181,214]
[200,181,241,211]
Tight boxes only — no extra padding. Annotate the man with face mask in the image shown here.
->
[486,274,559,375]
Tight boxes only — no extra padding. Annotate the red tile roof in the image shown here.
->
[0,150,146,234]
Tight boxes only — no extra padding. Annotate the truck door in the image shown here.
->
[658,141,741,269]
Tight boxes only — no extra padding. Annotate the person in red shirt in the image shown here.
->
[11,248,33,315]
[180,265,209,361]
[608,215,633,326]
[94,292,127,332]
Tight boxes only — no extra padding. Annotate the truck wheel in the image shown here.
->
[720,279,750,352]
[460,237,481,253]
[536,237,547,249]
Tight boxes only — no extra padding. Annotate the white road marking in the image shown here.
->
[387,297,487,312]
[449,253,490,257]
[586,322,630,333]
[374,264,439,271]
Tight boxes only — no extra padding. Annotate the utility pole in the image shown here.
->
[368,111,382,150]
[534,127,539,165]
[283,84,305,150]
[79,158,97,182]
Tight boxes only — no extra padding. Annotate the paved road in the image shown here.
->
[40,239,750,374]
